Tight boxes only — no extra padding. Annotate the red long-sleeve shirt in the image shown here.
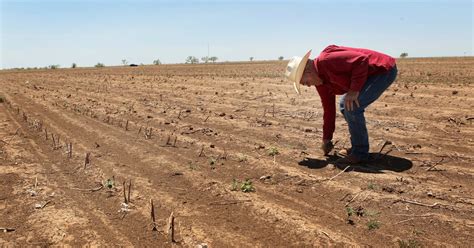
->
[314,45,396,140]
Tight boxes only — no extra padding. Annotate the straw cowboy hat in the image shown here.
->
[284,50,312,94]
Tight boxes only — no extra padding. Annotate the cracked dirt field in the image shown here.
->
[0,57,473,247]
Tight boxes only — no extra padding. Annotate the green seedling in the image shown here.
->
[209,157,217,168]
[231,178,239,191]
[346,207,356,225]
[397,239,420,248]
[367,219,380,230]
[267,147,279,156]
[346,207,355,217]
[237,154,248,162]
[240,179,255,193]
[104,178,115,189]
[367,182,376,190]
[188,161,197,170]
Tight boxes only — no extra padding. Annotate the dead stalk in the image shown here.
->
[128,179,132,203]
[0,227,15,232]
[395,199,442,208]
[51,133,56,149]
[84,152,91,169]
[326,166,350,182]
[209,199,251,205]
[151,199,157,231]
[166,212,175,243]
[395,214,435,225]
[123,181,128,204]
[427,158,445,171]
[172,136,177,147]
[344,190,365,207]
[376,140,392,159]
[71,184,103,192]
[198,145,204,157]
[68,143,73,158]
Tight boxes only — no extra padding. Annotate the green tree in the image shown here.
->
[71,63,77,68]
[209,56,218,63]
[95,62,105,68]
[201,56,209,63]
[121,59,128,66]
[153,59,161,65]
[400,53,408,58]
[249,57,254,61]
[278,56,284,60]
[185,56,199,64]
[48,65,60,69]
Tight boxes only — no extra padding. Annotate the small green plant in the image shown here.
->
[346,207,355,217]
[231,178,239,191]
[240,179,255,193]
[209,157,217,166]
[345,206,356,225]
[188,161,197,170]
[367,182,376,190]
[367,219,380,230]
[208,157,218,169]
[95,62,105,68]
[267,147,279,156]
[237,153,248,162]
[104,178,115,189]
[397,239,420,248]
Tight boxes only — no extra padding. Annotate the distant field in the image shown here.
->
[0,57,473,246]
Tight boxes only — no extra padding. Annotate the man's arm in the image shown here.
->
[316,85,336,141]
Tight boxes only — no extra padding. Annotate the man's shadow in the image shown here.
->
[298,153,412,173]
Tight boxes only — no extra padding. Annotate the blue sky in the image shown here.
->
[0,0,472,68]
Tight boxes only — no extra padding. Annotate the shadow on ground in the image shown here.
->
[298,153,413,173]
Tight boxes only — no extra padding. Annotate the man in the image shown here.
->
[285,45,397,164]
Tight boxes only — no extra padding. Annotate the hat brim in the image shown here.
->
[293,50,312,94]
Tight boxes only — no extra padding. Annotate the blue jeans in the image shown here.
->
[339,66,398,160]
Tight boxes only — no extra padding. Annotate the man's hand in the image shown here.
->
[321,140,334,156]
[344,90,360,111]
